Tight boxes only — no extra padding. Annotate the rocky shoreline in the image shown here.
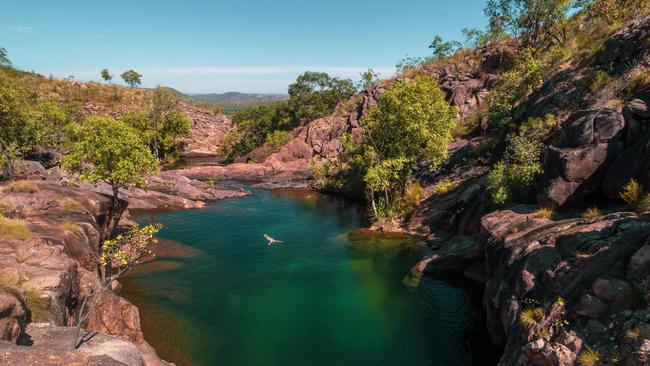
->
[0,165,248,365]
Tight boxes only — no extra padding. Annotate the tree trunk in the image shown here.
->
[384,187,390,209]
[370,191,377,218]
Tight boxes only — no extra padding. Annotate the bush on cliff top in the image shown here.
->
[339,76,457,220]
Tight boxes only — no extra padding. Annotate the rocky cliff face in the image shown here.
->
[408,16,650,366]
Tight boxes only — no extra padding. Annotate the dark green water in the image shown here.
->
[124,188,481,366]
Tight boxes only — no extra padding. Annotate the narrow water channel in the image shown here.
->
[123,188,485,366]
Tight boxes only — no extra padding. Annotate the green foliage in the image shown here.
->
[341,76,457,219]
[488,132,544,204]
[484,0,572,50]
[575,0,649,24]
[487,47,569,133]
[589,71,617,93]
[0,69,41,161]
[429,36,461,60]
[225,72,355,160]
[0,217,31,240]
[123,87,191,162]
[359,69,380,90]
[288,71,356,123]
[63,116,158,189]
[0,47,10,67]
[120,69,142,88]
[462,28,491,48]
[100,68,113,83]
[101,223,162,267]
[34,99,75,148]
[265,130,291,153]
[432,179,460,195]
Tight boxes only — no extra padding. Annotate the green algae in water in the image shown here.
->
[124,188,479,366]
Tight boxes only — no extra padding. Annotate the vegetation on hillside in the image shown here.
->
[327,77,457,219]
[219,71,356,161]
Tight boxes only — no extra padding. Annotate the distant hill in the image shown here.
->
[160,88,288,114]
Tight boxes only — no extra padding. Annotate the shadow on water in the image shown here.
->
[122,187,498,366]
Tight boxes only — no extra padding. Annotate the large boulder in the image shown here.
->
[537,109,626,208]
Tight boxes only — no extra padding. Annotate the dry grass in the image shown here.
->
[60,220,82,235]
[625,327,640,341]
[619,179,650,212]
[402,181,424,214]
[572,250,593,260]
[535,208,555,219]
[0,217,31,240]
[520,307,544,328]
[0,200,9,216]
[582,206,602,219]
[61,199,81,211]
[23,289,49,322]
[577,349,601,366]
[4,180,38,194]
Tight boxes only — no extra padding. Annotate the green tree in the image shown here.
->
[0,70,39,176]
[288,71,356,123]
[100,68,113,84]
[0,48,11,67]
[359,69,380,90]
[123,87,191,162]
[33,100,74,148]
[63,116,158,240]
[487,47,568,133]
[429,35,461,59]
[120,69,142,88]
[462,28,490,48]
[343,76,457,219]
[484,0,572,51]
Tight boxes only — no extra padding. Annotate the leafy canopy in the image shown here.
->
[101,68,113,83]
[484,0,572,51]
[63,116,158,188]
[343,76,457,219]
[121,69,142,88]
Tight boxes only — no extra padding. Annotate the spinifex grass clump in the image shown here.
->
[582,206,602,219]
[535,208,555,219]
[577,348,601,366]
[5,180,38,194]
[0,217,31,240]
[619,179,650,213]
[520,306,544,328]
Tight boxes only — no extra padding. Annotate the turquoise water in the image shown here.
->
[124,188,481,366]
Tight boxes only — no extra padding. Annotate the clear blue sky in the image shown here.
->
[2,0,488,94]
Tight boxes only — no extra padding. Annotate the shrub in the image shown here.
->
[582,206,602,219]
[432,179,459,195]
[535,208,555,219]
[0,217,31,240]
[5,180,38,194]
[590,71,617,93]
[520,307,544,328]
[402,181,424,215]
[265,130,291,153]
[577,349,601,366]
[488,133,544,204]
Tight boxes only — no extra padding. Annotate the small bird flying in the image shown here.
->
[264,234,283,246]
